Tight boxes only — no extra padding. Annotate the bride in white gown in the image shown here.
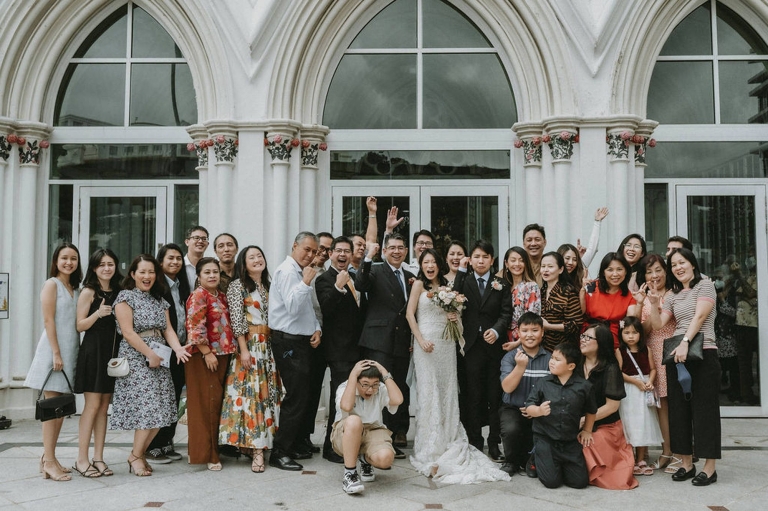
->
[406,249,510,484]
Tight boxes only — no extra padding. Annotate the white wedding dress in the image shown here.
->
[410,292,511,484]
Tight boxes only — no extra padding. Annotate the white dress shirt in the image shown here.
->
[268,256,322,335]
[333,381,398,425]
[183,255,197,291]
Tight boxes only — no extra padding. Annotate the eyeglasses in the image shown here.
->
[333,248,352,254]
[187,235,209,242]
[359,383,379,392]
[624,243,642,251]
[318,246,331,254]
[580,333,597,342]
[414,241,433,247]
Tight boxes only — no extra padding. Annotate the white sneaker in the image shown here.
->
[342,471,364,494]
[359,455,375,482]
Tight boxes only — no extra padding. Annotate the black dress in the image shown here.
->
[74,289,120,393]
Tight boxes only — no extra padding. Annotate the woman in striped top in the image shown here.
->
[539,252,583,352]
[649,248,720,487]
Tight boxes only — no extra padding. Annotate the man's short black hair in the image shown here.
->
[358,365,383,381]
[523,223,546,240]
[385,232,407,247]
[518,311,544,328]
[412,229,435,246]
[331,236,353,251]
[470,239,495,258]
[317,231,333,241]
[554,342,581,366]
[186,225,209,238]
[667,235,693,251]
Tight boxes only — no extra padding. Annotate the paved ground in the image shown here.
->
[0,417,766,511]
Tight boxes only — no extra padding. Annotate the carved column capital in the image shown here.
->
[203,121,239,164]
[298,125,330,168]
[186,124,210,169]
[14,121,52,165]
[633,120,659,166]
[512,122,545,167]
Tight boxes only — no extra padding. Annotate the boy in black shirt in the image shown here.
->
[525,342,597,489]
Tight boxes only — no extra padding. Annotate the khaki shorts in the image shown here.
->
[331,417,395,458]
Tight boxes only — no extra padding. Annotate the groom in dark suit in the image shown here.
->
[452,239,512,462]
[356,233,414,457]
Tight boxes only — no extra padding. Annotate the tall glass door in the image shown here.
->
[75,186,167,270]
[676,184,767,416]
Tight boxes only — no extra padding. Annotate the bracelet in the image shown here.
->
[368,215,376,218]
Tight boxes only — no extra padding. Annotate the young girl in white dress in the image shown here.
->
[616,316,662,476]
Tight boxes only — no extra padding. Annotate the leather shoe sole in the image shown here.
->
[269,453,303,471]
[671,466,697,481]
[393,446,406,459]
[691,471,717,486]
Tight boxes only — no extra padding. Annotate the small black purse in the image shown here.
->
[35,369,76,422]
[662,332,704,365]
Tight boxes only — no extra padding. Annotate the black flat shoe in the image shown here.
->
[393,446,406,459]
[488,444,505,463]
[322,449,344,464]
[269,451,303,471]
[499,463,516,476]
[692,471,717,486]
[671,465,696,481]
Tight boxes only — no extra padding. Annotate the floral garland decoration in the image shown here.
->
[606,131,656,162]
[264,134,300,162]
[213,134,239,163]
[4,134,50,164]
[300,139,328,167]
[187,139,213,167]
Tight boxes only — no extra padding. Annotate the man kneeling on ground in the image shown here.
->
[332,359,404,494]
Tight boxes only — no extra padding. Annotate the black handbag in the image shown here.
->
[35,369,76,422]
[662,332,704,365]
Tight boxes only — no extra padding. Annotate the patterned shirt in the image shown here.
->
[508,281,541,341]
[662,279,718,350]
[541,281,583,351]
[185,287,236,355]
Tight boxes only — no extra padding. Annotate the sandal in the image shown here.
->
[633,463,643,476]
[41,459,71,481]
[251,450,265,473]
[128,452,151,477]
[92,459,113,477]
[207,462,223,471]
[72,461,102,478]
[635,460,653,476]
[651,454,673,470]
[664,455,683,474]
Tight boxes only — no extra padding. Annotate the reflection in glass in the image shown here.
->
[51,144,197,179]
[720,61,768,124]
[342,196,411,247]
[132,5,182,58]
[54,64,125,126]
[643,184,668,255]
[647,62,714,124]
[349,0,416,49]
[74,6,127,58]
[48,185,74,265]
[431,196,498,257]
[422,0,490,48]
[716,3,768,55]
[659,3,711,56]
[130,64,196,126]
[324,55,416,129]
[331,150,509,180]
[686,195,760,406]
[174,185,199,246]
[423,54,515,128]
[645,142,768,178]
[90,196,157,271]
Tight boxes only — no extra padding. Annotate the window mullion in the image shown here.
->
[417,0,423,130]
[711,0,721,124]
[124,1,133,127]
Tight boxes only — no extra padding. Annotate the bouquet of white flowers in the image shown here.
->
[427,285,467,346]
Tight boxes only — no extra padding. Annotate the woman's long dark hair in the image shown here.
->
[235,245,271,293]
[49,242,83,287]
[557,243,585,288]
[540,251,575,292]
[635,253,669,290]
[122,254,166,300]
[667,247,703,293]
[502,246,535,285]
[417,248,447,290]
[618,316,647,352]
[82,248,123,293]
[585,322,617,373]
[597,252,631,295]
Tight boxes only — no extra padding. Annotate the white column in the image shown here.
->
[206,125,240,239]
[0,126,13,393]
[633,122,658,237]
[186,125,210,231]
[266,129,299,264]
[607,129,633,247]
[543,122,578,243]
[512,122,545,227]
[235,128,266,246]
[298,127,329,233]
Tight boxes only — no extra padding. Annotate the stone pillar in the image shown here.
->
[0,119,14,392]
[10,122,51,381]
[544,118,579,240]
[606,127,634,246]
[186,125,210,230]
[512,122,544,231]
[298,126,330,232]
[265,127,299,265]
[633,120,659,237]
[207,123,239,235]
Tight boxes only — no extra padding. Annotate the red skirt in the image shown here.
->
[582,420,639,490]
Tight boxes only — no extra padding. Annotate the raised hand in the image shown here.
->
[365,241,379,259]
[595,207,609,221]
[302,265,317,285]
[335,269,350,289]
[366,196,377,214]
[386,206,405,231]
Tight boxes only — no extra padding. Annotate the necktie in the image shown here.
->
[478,277,486,296]
[395,269,407,299]
[347,280,359,306]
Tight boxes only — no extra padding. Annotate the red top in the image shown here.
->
[186,287,236,355]
[619,347,651,376]
[584,288,636,348]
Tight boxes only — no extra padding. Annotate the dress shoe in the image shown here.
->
[287,447,313,460]
[691,471,717,486]
[269,451,303,471]
[671,465,697,481]
[322,449,344,464]
[393,432,408,448]
[488,444,505,463]
[393,446,406,459]
[301,437,321,454]
[499,462,516,476]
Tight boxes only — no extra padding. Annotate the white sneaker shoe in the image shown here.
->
[343,471,364,494]
[359,455,375,482]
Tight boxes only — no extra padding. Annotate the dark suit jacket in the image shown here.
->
[356,260,415,358]
[453,270,512,356]
[316,267,367,362]
[162,274,191,337]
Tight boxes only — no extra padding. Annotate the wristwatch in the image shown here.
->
[382,373,393,382]
[681,337,690,343]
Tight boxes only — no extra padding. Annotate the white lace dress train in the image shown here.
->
[410,292,510,484]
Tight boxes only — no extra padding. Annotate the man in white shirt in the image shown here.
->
[332,360,403,494]
[268,231,322,471]
[183,225,209,290]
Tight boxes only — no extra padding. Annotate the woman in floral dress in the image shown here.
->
[220,246,282,473]
[499,246,541,351]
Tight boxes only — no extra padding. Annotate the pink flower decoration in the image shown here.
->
[560,131,571,140]
[532,136,542,145]
[648,138,656,148]
[513,139,523,148]
[187,142,196,151]
[273,134,282,144]
[620,131,631,140]
[264,138,269,146]
[631,135,645,144]
[542,134,551,143]
[319,142,328,151]
[235,139,239,146]
[205,139,213,147]
[216,135,226,144]
[301,140,310,149]
[637,147,644,155]
[17,137,26,146]
[39,140,50,149]
[291,138,300,147]
[6,134,17,144]
[573,135,580,143]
